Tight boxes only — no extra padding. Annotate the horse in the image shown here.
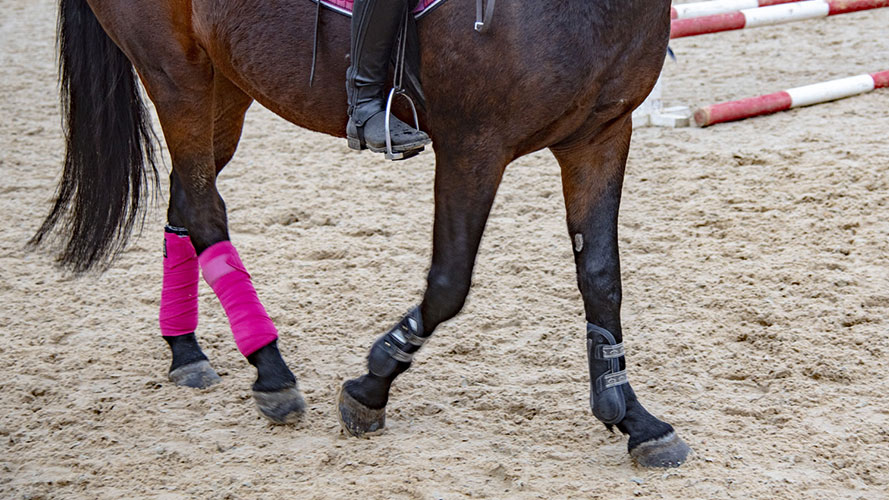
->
[33,0,690,467]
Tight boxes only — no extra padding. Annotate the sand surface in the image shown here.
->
[1,1,888,498]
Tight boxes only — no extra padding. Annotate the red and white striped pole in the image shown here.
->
[694,70,889,127]
[671,0,889,39]
[671,0,797,20]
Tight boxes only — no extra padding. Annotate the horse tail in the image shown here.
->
[30,0,158,273]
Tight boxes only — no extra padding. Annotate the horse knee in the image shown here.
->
[577,261,622,316]
[423,270,471,327]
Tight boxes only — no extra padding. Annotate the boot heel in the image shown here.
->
[347,136,366,151]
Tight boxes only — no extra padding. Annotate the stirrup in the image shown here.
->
[383,6,426,161]
[383,88,424,161]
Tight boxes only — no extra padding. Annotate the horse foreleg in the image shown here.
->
[551,116,690,468]
[338,146,508,437]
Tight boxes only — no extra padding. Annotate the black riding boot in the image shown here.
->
[346,0,430,158]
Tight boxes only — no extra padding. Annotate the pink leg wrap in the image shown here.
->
[199,241,278,357]
[160,231,199,337]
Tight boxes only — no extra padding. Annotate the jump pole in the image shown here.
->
[670,0,889,39]
[694,70,889,127]
[671,0,797,20]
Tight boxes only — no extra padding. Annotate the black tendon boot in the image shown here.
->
[346,0,430,158]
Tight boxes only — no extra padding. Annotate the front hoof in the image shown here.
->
[336,385,385,438]
[168,360,222,389]
[252,386,306,424]
[630,432,691,468]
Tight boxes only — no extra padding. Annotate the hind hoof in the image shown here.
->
[630,431,691,468]
[252,386,306,424]
[336,385,385,437]
[168,360,222,389]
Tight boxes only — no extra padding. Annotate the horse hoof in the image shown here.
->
[630,431,692,468]
[168,360,222,389]
[252,386,306,424]
[336,385,386,438]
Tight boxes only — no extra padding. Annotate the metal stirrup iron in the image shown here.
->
[384,8,423,161]
[587,323,629,425]
[368,307,427,377]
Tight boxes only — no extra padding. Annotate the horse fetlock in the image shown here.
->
[164,333,209,372]
[247,341,305,423]
[368,306,426,378]
[249,344,304,424]
[587,323,628,425]
[248,340,297,392]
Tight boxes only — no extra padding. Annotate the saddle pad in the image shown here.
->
[318,0,445,18]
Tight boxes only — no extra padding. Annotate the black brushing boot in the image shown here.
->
[346,0,430,159]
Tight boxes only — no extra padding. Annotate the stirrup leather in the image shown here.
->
[383,7,424,160]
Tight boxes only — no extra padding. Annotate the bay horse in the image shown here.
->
[34,0,690,467]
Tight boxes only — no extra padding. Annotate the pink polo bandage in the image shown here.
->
[199,241,278,357]
[160,231,199,337]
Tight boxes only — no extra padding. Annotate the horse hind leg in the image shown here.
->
[161,226,220,390]
[160,74,254,389]
[550,114,691,468]
[142,50,302,422]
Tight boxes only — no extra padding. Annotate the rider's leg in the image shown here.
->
[346,0,430,156]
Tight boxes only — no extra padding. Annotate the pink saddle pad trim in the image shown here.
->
[319,0,443,17]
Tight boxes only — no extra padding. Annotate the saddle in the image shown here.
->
[308,0,496,113]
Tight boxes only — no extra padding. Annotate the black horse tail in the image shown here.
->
[30,0,158,273]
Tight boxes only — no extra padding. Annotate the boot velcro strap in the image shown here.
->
[381,337,414,363]
[596,369,629,394]
[595,343,625,360]
[393,320,426,347]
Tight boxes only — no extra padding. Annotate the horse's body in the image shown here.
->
[37,0,689,466]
